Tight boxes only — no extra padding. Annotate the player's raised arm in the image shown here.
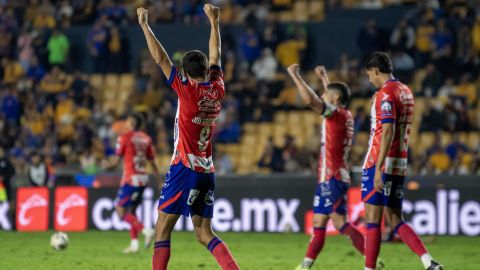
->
[314,65,330,91]
[287,64,325,114]
[204,4,221,67]
[137,7,172,78]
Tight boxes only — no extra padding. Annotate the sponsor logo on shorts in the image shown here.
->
[205,190,215,205]
[187,189,200,206]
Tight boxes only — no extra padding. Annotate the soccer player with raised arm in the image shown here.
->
[137,4,240,270]
[287,64,381,270]
[362,52,443,270]
[103,113,158,253]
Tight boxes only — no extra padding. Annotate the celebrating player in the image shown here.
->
[103,113,158,253]
[287,64,378,270]
[361,52,443,270]
[137,4,240,270]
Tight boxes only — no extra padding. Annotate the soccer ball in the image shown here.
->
[50,232,69,251]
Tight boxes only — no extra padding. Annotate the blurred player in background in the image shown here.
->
[103,113,158,253]
[138,4,240,270]
[287,64,382,270]
[361,52,443,270]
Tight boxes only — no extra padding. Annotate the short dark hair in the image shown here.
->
[129,113,145,131]
[328,82,351,106]
[364,52,393,73]
[182,50,208,78]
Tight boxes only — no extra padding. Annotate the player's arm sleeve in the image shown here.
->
[115,136,126,156]
[166,66,190,99]
[146,141,155,160]
[379,91,396,124]
[209,65,225,97]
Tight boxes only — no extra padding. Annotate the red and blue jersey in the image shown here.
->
[167,65,225,173]
[363,79,414,176]
[318,104,354,183]
[116,131,155,186]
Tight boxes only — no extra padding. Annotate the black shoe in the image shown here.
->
[427,260,444,270]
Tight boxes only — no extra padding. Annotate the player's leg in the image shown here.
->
[331,213,364,254]
[117,186,148,253]
[192,216,240,270]
[152,211,180,270]
[362,167,385,270]
[295,213,329,270]
[296,181,334,270]
[384,177,443,270]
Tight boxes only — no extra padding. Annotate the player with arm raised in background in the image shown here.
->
[137,4,240,270]
[362,52,443,270]
[287,64,383,270]
[103,113,159,253]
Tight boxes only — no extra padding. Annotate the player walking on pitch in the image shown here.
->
[138,4,240,270]
[103,113,158,253]
[361,52,443,270]
[287,64,382,269]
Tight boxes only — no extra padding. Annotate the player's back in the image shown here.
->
[116,130,155,185]
[364,79,414,176]
[319,107,354,183]
[167,66,225,173]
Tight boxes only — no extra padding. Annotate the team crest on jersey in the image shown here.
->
[205,190,215,205]
[381,101,393,115]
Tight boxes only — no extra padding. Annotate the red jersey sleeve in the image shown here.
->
[166,66,191,99]
[115,135,126,156]
[209,65,224,82]
[146,139,155,160]
[378,90,396,124]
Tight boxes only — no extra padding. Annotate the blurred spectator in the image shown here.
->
[455,73,477,107]
[215,149,234,175]
[240,27,262,66]
[98,0,127,25]
[390,19,415,52]
[445,134,468,162]
[437,78,456,99]
[473,15,480,54]
[87,21,108,74]
[0,147,15,202]
[0,25,13,59]
[428,147,450,175]
[28,152,49,186]
[274,79,300,109]
[1,87,21,126]
[391,50,414,81]
[2,58,24,84]
[432,20,453,56]
[420,102,444,132]
[354,107,370,133]
[216,110,242,143]
[275,32,306,68]
[71,70,90,106]
[108,27,126,74]
[39,66,70,106]
[420,64,442,97]
[17,27,35,71]
[26,56,46,83]
[79,149,97,175]
[282,135,299,172]
[57,0,74,28]
[415,16,435,67]
[252,48,278,82]
[47,29,70,68]
[357,19,380,57]
[258,137,284,172]
[33,8,57,30]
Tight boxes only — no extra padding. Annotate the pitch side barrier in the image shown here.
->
[0,175,479,236]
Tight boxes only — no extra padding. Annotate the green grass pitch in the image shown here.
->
[0,231,478,270]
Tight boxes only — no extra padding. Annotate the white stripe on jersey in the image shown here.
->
[363,97,377,168]
[320,120,326,182]
[171,99,181,162]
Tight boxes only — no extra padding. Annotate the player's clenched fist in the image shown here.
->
[204,4,220,21]
[137,7,148,25]
[315,66,327,79]
[287,63,300,75]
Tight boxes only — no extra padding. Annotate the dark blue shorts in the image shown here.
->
[115,184,145,207]
[158,163,215,218]
[313,179,348,215]
[361,166,405,209]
